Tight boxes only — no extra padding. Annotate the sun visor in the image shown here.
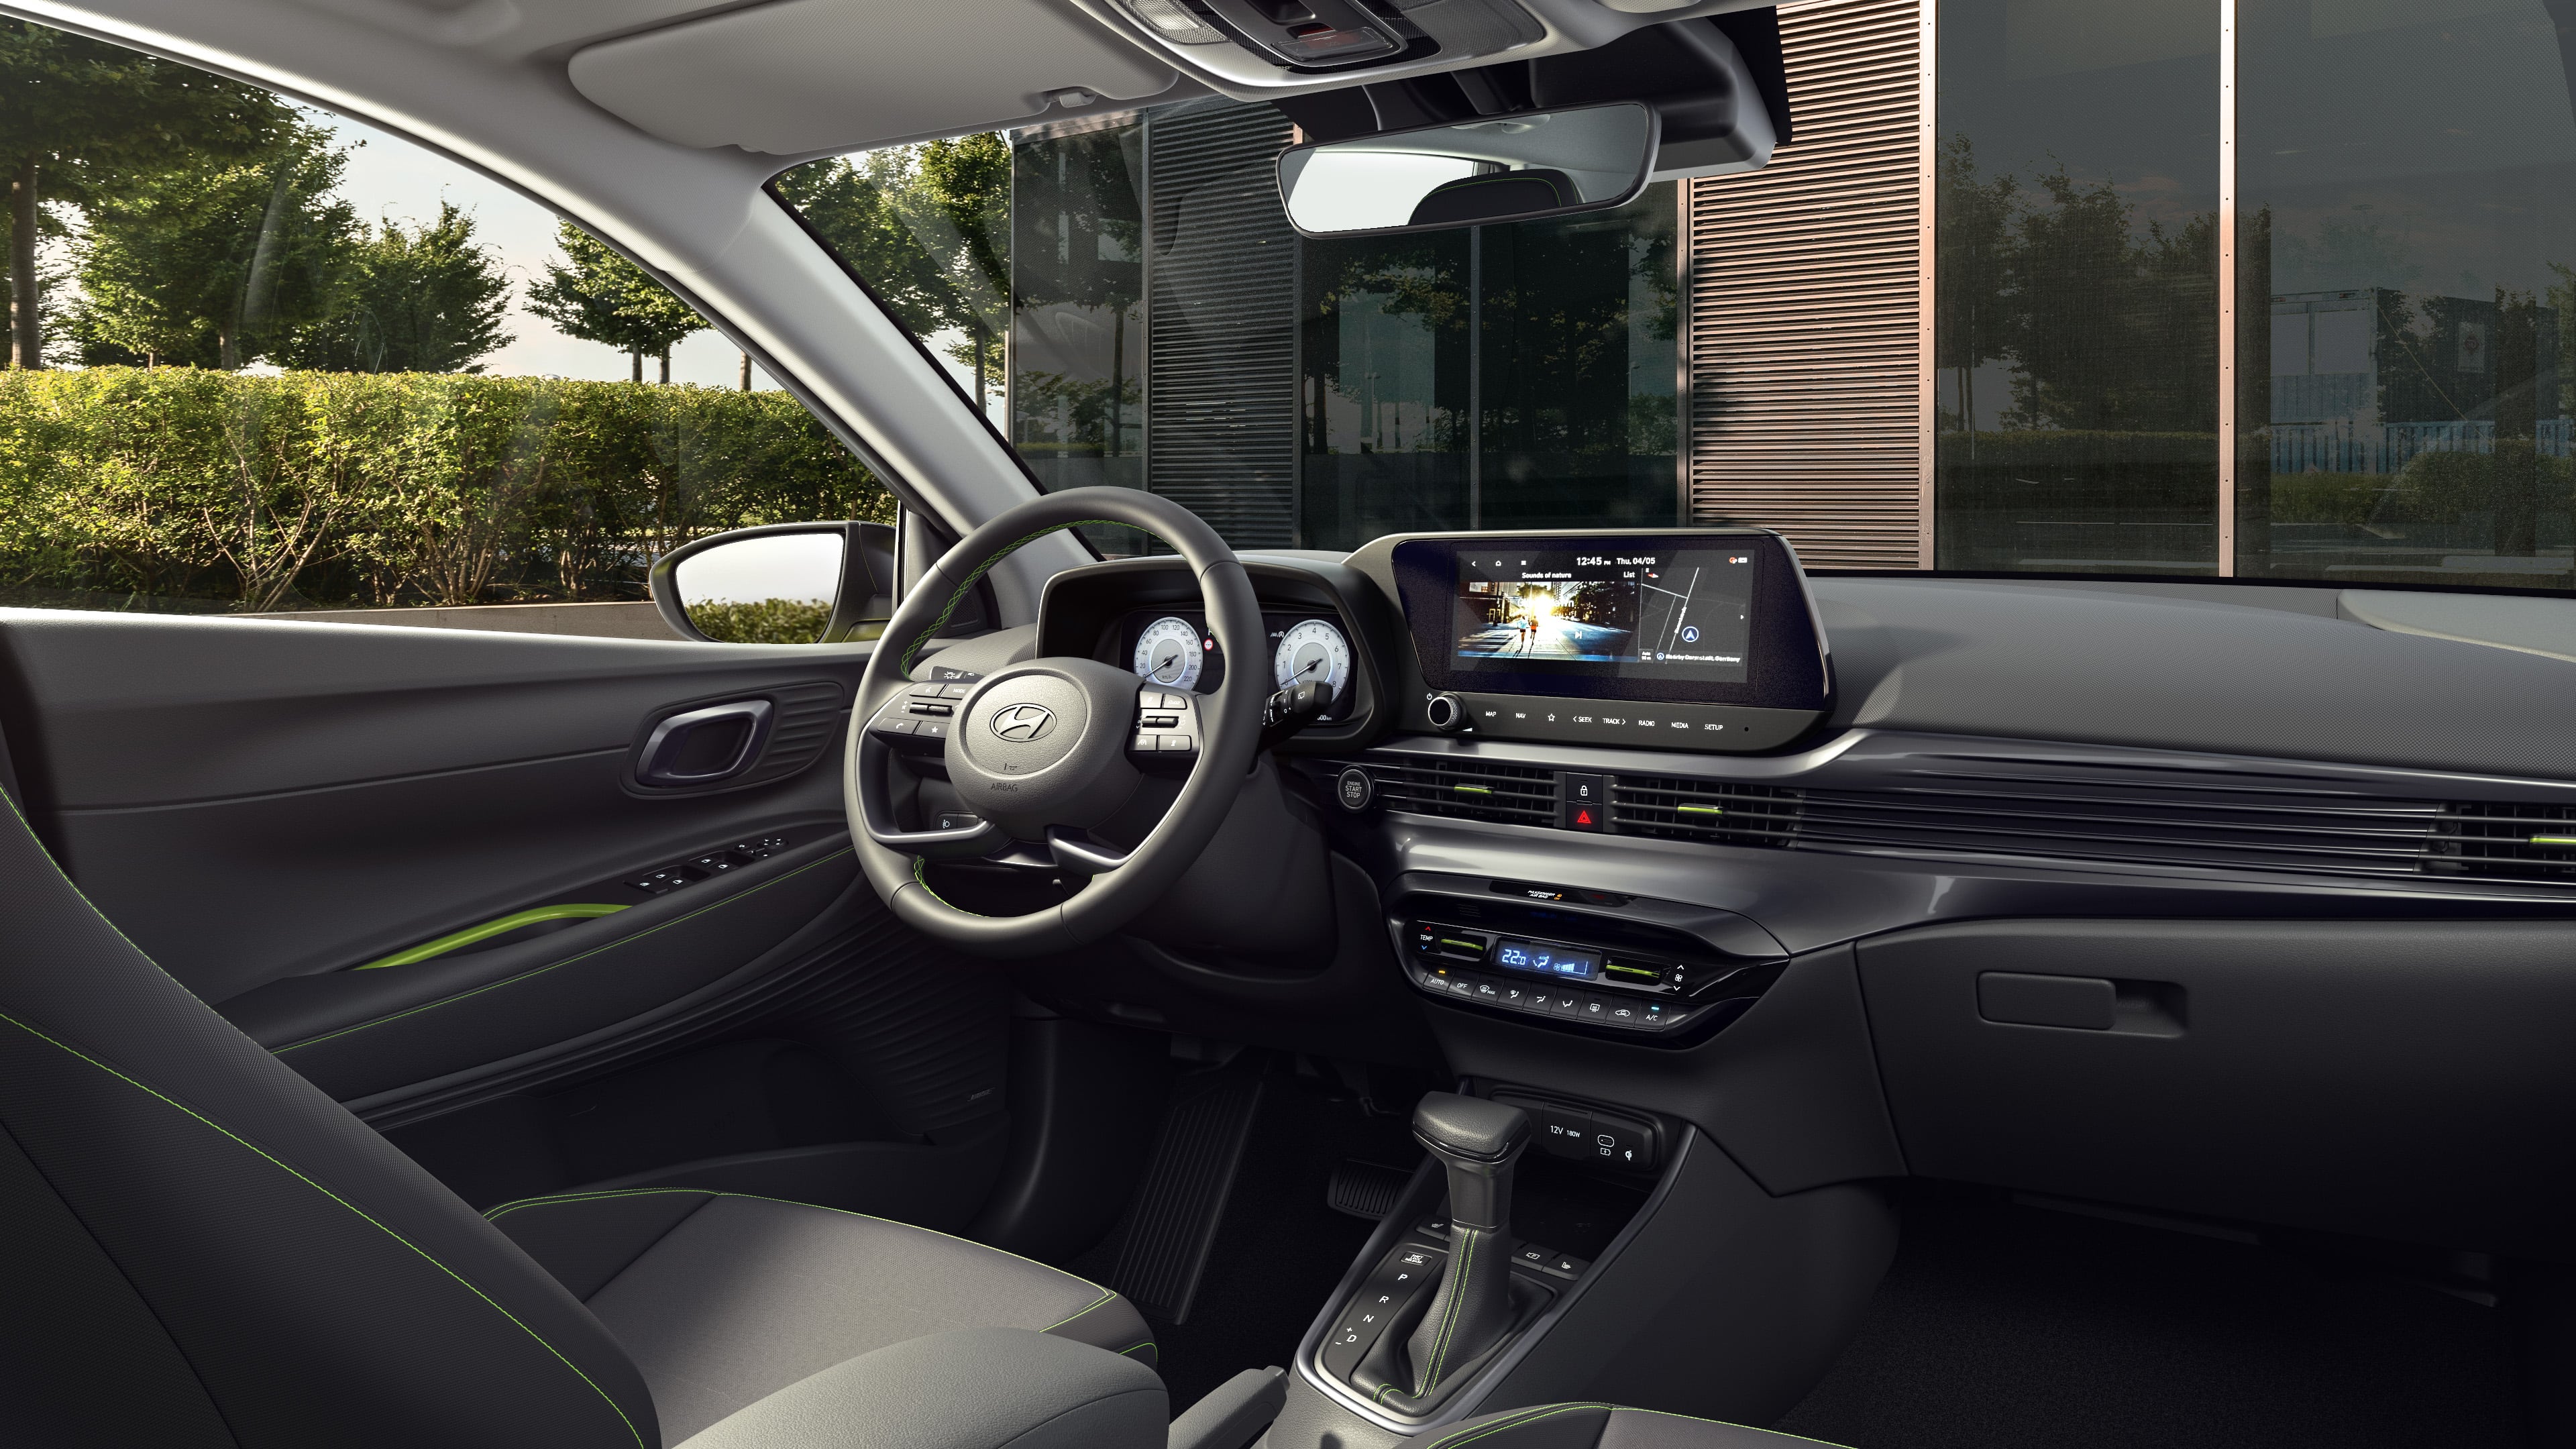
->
[569,0,1183,154]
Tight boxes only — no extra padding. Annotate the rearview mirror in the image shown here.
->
[1275,102,1658,238]
[650,521,896,644]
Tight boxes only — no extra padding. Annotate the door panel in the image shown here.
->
[0,612,898,1108]
[229,834,857,1101]
[1,616,864,1005]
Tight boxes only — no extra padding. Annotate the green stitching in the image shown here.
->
[910,855,984,916]
[1116,1340,1157,1358]
[274,850,852,1055]
[897,519,1145,675]
[0,1007,647,1448]
[481,1187,1116,1303]
[1610,1409,1854,1448]
[1419,1226,1478,1392]
[1423,1403,1615,1449]
[1042,1290,1120,1332]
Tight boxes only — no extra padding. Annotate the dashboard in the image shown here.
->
[997,526,2576,1264]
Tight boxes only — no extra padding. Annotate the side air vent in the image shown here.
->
[2430,803,2576,884]
[1356,757,1559,827]
[1611,776,1803,847]
[1794,770,2447,879]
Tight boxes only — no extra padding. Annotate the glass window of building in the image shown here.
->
[1933,0,2222,574]
[2239,0,2576,588]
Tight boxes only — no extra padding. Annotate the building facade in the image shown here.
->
[1010,0,2576,586]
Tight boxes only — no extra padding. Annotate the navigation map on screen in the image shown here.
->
[1451,548,1756,684]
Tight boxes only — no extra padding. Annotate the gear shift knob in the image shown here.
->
[1413,1092,1529,1231]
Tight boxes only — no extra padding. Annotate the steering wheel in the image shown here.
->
[843,487,1268,958]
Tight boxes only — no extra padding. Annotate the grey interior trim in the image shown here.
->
[570,0,1181,155]
[2337,588,2576,665]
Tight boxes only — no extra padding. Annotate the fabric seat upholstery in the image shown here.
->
[486,1188,1155,1443]
[1399,1403,1846,1449]
[0,781,1152,1448]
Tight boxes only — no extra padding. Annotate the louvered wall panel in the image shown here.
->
[1146,99,1300,547]
[1684,0,1923,566]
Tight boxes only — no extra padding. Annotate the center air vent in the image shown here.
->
[1352,757,1558,827]
[1794,769,2448,879]
[1611,776,1802,846]
[2430,802,2576,884]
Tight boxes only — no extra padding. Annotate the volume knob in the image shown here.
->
[1424,693,1470,733]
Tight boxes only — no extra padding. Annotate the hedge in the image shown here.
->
[0,368,893,611]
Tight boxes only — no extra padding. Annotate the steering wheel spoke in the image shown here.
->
[1045,826,1131,876]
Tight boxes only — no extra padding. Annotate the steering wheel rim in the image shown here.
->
[843,487,1268,959]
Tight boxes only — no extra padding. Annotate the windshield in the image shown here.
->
[780,0,2576,593]
[775,98,1676,558]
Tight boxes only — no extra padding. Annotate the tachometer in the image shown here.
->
[1273,619,1351,703]
[1133,615,1205,690]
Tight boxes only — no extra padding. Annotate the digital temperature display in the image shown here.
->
[1491,938,1601,981]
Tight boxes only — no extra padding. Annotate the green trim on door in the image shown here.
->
[352,903,630,971]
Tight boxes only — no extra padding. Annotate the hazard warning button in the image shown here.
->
[1561,773,1607,831]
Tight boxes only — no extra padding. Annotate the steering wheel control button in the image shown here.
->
[916,720,949,740]
[873,716,917,737]
[1335,766,1374,811]
[1159,734,1197,753]
[907,701,954,716]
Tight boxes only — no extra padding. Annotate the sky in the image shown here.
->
[315,110,776,390]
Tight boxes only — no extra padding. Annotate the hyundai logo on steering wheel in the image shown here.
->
[989,702,1057,742]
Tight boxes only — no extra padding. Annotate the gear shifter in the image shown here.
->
[1379,1092,1530,1411]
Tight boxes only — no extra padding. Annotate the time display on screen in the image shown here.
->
[1491,938,1601,981]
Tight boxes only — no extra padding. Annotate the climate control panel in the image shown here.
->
[1388,874,1788,1044]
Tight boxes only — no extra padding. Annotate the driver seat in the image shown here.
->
[0,790,1152,1447]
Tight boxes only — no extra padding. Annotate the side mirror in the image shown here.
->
[650,521,896,645]
[1275,101,1658,239]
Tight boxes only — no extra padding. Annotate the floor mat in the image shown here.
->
[1770,1185,2509,1449]
[1073,1056,1430,1411]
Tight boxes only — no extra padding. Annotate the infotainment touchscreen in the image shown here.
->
[1450,547,1756,685]
[1387,530,1831,727]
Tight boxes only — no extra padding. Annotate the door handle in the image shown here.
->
[635,699,775,788]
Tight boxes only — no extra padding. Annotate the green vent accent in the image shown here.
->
[354,904,629,971]
[1454,784,1495,796]
[1676,804,1726,816]
[2532,835,2576,846]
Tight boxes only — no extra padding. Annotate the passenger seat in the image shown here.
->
[1397,1403,1843,1449]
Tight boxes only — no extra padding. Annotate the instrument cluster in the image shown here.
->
[1121,609,1356,722]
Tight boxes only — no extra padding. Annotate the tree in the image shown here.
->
[775,133,1011,409]
[0,19,293,367]
[70,122,357,368]
[525,221,705,382]
[1935,137,2016,451]
[281,201,512,373]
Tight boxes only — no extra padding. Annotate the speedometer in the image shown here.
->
[1273,619,1351,702]
[1133,615,1205,690]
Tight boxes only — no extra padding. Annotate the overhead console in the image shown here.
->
[1385,529,1832,753]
